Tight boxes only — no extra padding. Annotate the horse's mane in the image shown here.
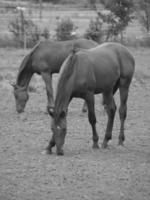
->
[55,48,78,114]
[16,40,42,85]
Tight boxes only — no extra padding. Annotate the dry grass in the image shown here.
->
[0,45,150,200]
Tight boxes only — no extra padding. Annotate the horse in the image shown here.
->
[47,42,135,155]
[12,38,97,113]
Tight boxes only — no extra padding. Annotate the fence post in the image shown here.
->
[39,0,43,20]
[17,6,26,48]
[24,31,27,49]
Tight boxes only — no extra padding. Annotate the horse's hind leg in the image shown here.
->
[118,80,130,146]
[85,92,99,149]
[102,92,116,148]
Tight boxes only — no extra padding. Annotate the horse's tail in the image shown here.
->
[55,46,79,112]
[56,46,79,100]
[72,42,85,54]
[28,40,42,57]
[58,46,79,80]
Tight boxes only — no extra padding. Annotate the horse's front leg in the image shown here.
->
[41,72,54,113]
[85,92,99,149]
[102,92,116,148]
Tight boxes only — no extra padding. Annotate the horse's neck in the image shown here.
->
[17,69,33,89]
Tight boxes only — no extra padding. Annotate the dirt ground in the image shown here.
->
[0,47,150,200]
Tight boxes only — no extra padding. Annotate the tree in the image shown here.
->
[39,0,42,20]
[102,0,134,41]
[84,16,104,43]
[94,0,134,42]
[55,18,77,41]
[136,0,150,33]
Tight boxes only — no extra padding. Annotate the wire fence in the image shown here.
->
[0,2,146,49]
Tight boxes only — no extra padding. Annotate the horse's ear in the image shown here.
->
[48,107,55,118]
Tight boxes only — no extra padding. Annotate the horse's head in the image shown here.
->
[12,84,29,113]
[49,108,67,155]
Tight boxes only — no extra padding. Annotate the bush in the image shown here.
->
[55,17,77,41]
[124,35,150,47]
[84,17,104,43]
[100,0,134,42]
[138,36,150,47]
[9,11,50,48]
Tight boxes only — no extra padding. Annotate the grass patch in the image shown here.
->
[0,36,19,48]
[134,70,150,85]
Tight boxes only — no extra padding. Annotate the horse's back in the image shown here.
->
[73,38,97,49]
[31,39,97,73]
[80,42,135,80]
[74,42,135,93]
[90,42,135,77]
[31,41,72,72]
[32,39,97,57]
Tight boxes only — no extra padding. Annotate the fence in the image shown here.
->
[0,2,145,48]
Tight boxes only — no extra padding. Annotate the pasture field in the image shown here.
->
[0,46,150,200]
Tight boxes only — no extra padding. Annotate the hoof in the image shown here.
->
[102,141,108,149]
[92,143,99,149]
[45,146,52,154]
[41,149,52,155]
[118,140,124,146]
[57,149,64,156]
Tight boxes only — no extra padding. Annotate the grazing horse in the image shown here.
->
[48,42,135,155]
[13,38,97,113]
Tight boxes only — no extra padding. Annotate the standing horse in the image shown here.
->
[13,38,97,113]
[48,42,135,155]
